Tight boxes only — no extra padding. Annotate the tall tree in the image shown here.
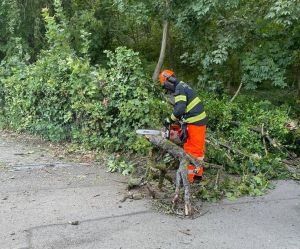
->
[152,20,169,81]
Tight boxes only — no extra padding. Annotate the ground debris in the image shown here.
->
[120,192,144,202]
[152,195,207,219]
[133,193,143,200]
[178,229,192,236]
[0,162,7,170]
[69,220,79,225]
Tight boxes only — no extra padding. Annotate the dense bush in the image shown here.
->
[0,3,167,153]
[199,92,297,200]
[204,92,293,165]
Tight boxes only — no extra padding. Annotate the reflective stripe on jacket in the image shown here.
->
[170,81,208,126]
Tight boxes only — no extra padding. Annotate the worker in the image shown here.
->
[159,69,207,183]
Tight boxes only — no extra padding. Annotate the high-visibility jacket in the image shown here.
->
[170,81,208,126]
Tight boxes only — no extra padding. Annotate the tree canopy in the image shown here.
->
[0,0,299,94]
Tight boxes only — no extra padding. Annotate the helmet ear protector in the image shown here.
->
[163,81,175,92]
[162,75,177,91]
[166,75,177,84]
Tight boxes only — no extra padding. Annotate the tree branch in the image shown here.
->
[230,82,243,102]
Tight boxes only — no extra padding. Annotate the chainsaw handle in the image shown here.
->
[161,121,170,140]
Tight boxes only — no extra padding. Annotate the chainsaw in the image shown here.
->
[136,123,182,144]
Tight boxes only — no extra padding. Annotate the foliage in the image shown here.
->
[205,92,291,145]
[198,173,272,202]
[100,47,165,151]
[198,91,297,200]
[266,0,300,27]
[107,155,134,176]
[172,0,300,93]
[0,0,167,153]
[1,0,299,95]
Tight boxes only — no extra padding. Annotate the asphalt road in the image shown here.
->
[0,132,299,249]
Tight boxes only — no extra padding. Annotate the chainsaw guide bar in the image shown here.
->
[136,129,163,136]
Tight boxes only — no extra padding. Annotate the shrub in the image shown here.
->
[0,1,168,153]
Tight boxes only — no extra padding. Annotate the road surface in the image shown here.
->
[0,131,299,249]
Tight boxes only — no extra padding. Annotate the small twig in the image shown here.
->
[214,169,221,190]
[42,168,53,174]
[205,162,224,170]
[224,152,233,161]
[178,230,192,236]
[207,135,251,158]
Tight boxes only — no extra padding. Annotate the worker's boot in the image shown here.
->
[187,164,204,184]
[194,166,204,183]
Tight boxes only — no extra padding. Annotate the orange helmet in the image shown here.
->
[159,69,175,85]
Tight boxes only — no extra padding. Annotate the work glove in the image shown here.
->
[163,117,171,127]
[179,123,188,143]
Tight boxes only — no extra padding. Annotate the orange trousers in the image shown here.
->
[183,124,206,158]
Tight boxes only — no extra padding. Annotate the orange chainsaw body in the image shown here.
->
[168,124,181,144]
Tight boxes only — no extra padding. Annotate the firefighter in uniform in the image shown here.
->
[159,69,207,183]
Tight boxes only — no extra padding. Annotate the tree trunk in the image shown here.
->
[297,51,300,100]
[230,82,243,102]
[297,66,300,100]
[152,20,169,81]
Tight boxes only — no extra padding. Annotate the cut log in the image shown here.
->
[146,135,203,167]
[146,134,224,169]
